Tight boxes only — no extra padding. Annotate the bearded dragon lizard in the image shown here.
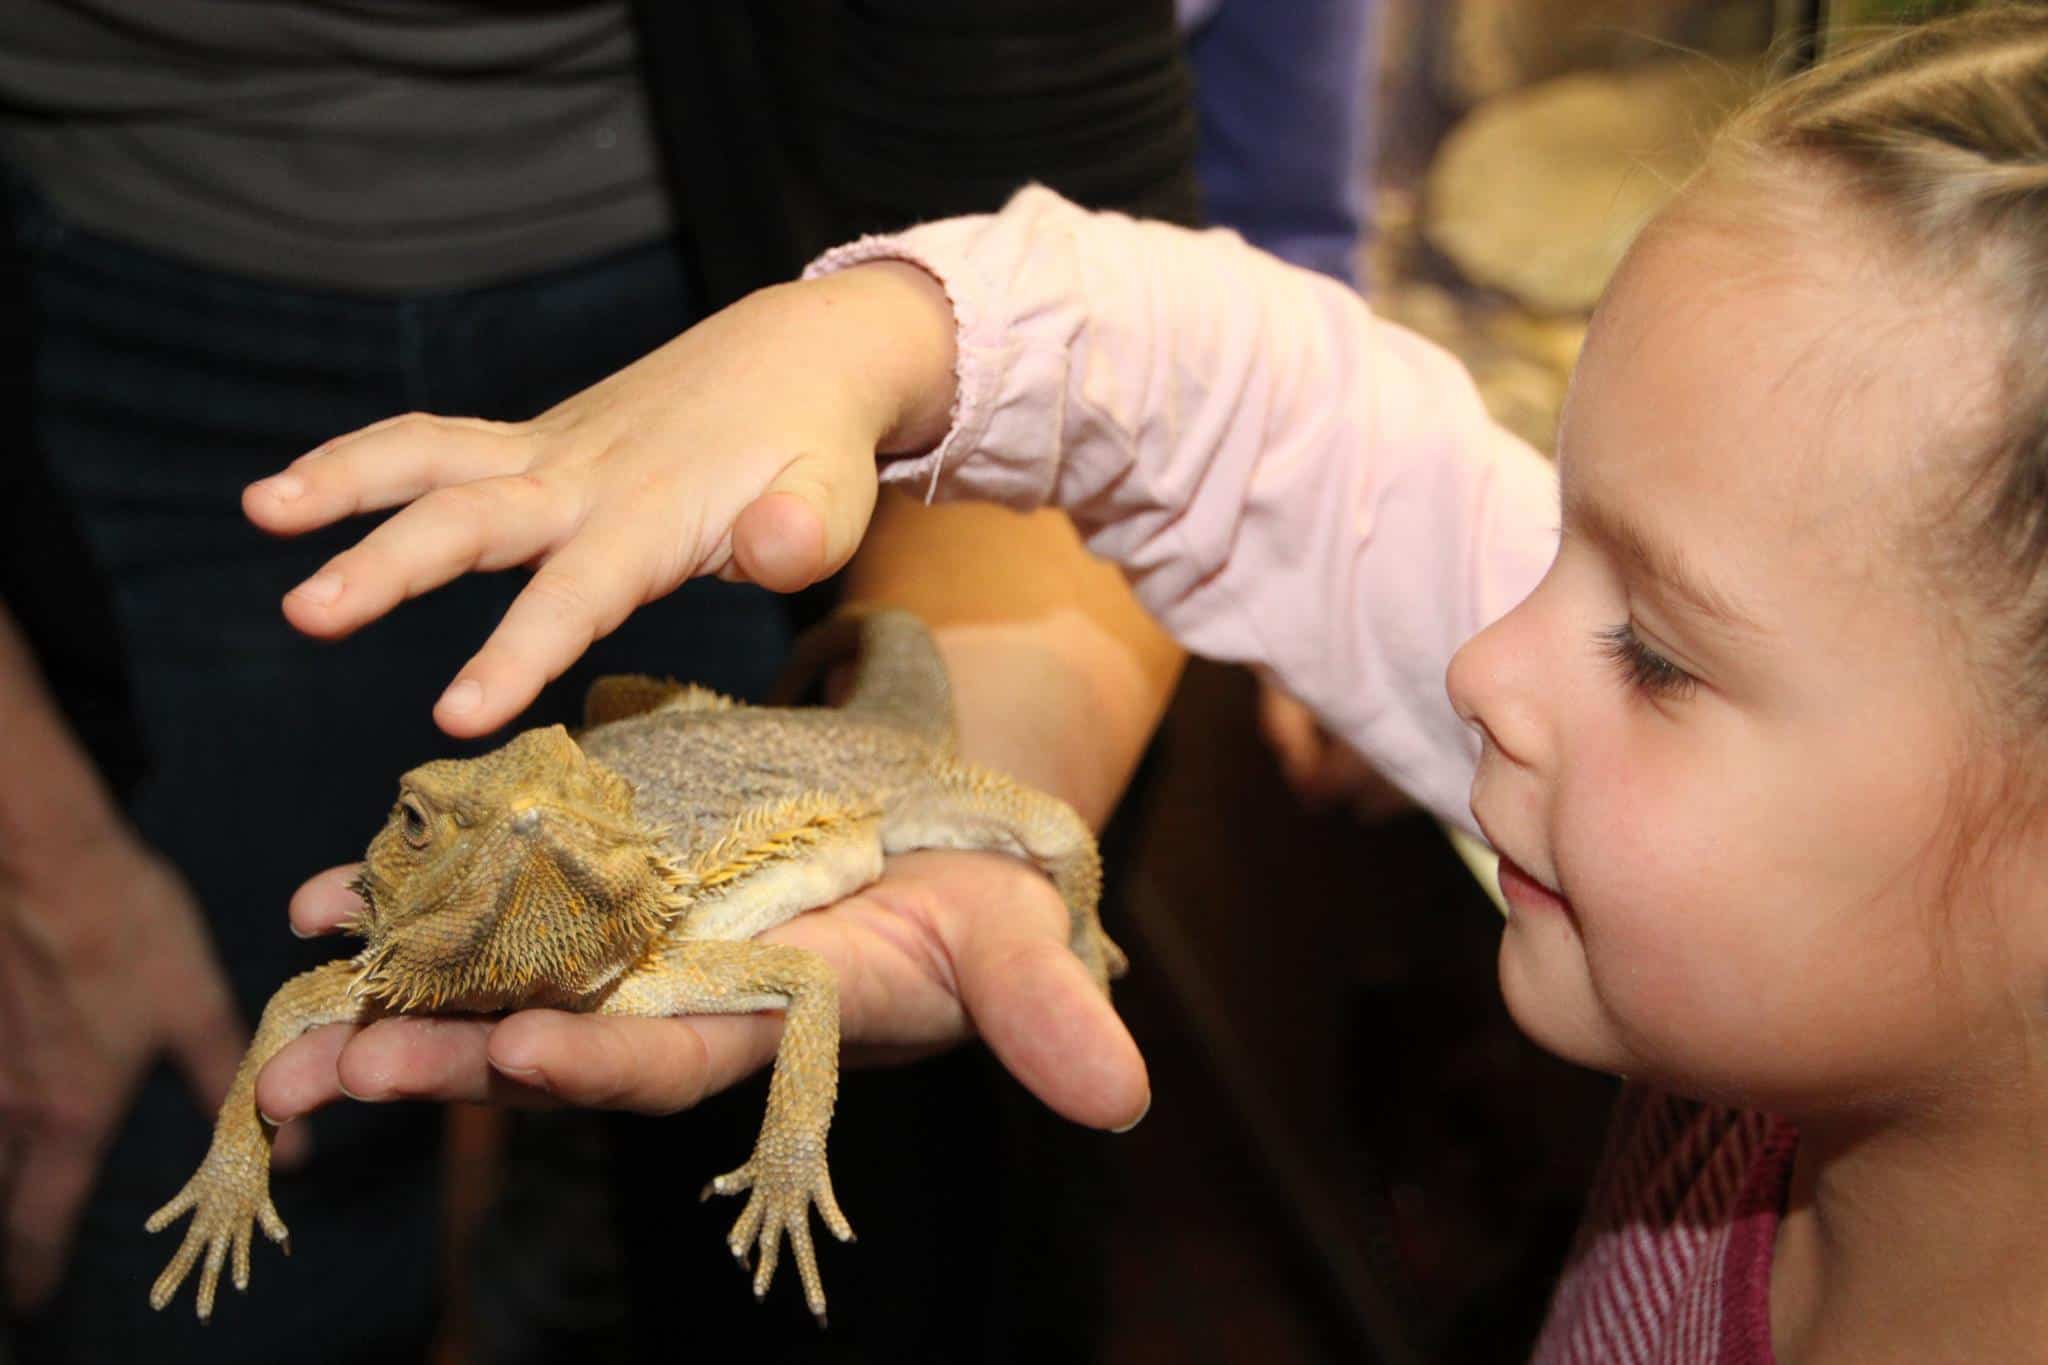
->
[145,608,1122,1325]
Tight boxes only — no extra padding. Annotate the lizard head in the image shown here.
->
[348,724,685,1012]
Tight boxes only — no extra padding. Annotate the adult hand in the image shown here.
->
[241,262,958,740]
[1254,673,1411,819]
[255,852,1147,1135]
[0,829,289,1311]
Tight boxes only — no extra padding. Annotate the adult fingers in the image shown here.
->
[288,865,368,939]
[940,874,1149,1131]
[485,1010,779,1115]
[1256,681,1327,790]
[165,957,251,1117]
[279,474,573,641]
[731,452,879,592]
[258,1009,776,1120]
[336,1016,553,1108]
[258,1016,553,1120]
[254,1023,356,1124]
[242,413,527,535]
[430,523,648,736]
[846,852,1148,1131]
[4,1128,101,1311]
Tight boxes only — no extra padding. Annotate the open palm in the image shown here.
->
[255,851,1147,1133]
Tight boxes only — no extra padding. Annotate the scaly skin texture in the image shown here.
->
[146,608,1120,1324]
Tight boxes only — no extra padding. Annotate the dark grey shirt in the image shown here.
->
[0,0,672,292]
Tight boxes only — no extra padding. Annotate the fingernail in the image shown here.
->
[494,1062,543,1085]
[337,1079,376,1103]
[291,572,343,606]
[259,1110,289,1127]
[439,678,483,715]
[289,921,312,939]
[261,473,304,501]
[1110,1093,1151,1134]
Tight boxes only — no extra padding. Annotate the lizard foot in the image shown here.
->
[145,1137,288,1321]
[702,1150,855,1323]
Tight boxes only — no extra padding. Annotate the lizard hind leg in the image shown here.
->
[882,762,1123,993]
[598,936,853,1324]
[599,793,886,1322]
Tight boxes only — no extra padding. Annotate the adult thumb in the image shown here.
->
[730,453,879,592]
[962,935,1150,1133]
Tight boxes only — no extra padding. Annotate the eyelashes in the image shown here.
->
[1597,622,1697,701]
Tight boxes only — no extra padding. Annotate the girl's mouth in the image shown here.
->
[1497,855,1573,920]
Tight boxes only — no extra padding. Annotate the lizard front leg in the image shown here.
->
[146,958,362,1319]
[600,937,851,1322]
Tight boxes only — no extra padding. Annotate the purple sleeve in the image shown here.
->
[806,187,1559,832]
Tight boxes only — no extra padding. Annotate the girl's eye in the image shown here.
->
[1597,622,1697,701]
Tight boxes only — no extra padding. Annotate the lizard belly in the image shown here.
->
[677,827,885,942]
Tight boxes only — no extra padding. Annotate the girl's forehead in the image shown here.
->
[1564,212,1993,554]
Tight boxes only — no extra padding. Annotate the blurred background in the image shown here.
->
[0,3,2007,1364]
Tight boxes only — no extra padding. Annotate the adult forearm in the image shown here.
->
[840,491,1182,831]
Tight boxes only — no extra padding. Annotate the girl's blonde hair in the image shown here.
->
[1710,6,2048,717]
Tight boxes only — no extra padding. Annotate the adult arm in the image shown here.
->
[0,601,251,1310]
[840,492,1183,831]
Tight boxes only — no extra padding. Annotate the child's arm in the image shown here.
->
[249,187,1556,828]
[824,187,1560,830]
[242,262,956,737]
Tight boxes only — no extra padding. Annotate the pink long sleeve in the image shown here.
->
[807,186,1560,833]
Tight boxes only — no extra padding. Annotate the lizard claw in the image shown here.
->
[146,1138,283,1321]
[705,1152,853,1323]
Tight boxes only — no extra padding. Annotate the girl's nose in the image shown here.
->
[1446,603,1547,770]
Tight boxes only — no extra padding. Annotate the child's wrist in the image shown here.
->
[828,260,958,460]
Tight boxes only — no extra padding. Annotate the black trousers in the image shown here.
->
[5,181,790,1364]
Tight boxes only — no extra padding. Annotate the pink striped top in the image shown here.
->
[1532,1089,1791,1364]
[808,185,1795,1362]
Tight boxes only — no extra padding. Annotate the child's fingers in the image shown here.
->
[280,476,575,639]
[732,452,880,591]
[244,413,528,534]
[431,528,646,736]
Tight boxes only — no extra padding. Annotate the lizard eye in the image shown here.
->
[398,795,432,849]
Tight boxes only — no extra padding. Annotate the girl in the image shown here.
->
[247,8,2048,1360]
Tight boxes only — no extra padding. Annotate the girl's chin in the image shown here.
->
[1495,921,1630,1077]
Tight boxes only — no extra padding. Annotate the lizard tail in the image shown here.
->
[771,607,955,751]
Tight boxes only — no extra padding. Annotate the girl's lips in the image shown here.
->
[1498,855,1572,919]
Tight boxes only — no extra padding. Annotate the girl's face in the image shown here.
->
[1447,207,2029,1113]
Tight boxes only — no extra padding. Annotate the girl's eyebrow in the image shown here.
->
[1563,487,1763,633]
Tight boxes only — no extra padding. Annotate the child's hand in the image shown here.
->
[242,263,957,737]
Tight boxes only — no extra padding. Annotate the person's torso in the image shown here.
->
[0,0,670,291]
[1531,1086,1790,1365]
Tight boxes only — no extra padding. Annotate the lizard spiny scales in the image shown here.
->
[145,608,1121,1325]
